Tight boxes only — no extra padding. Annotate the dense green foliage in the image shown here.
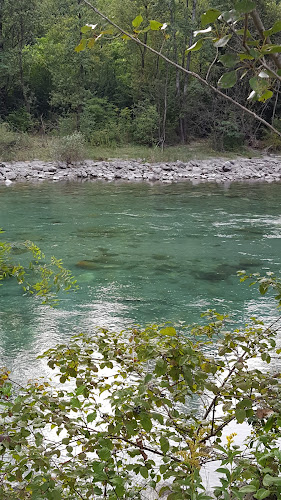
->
[0,0,281,151]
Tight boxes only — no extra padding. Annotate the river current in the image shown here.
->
[0,180,281,381]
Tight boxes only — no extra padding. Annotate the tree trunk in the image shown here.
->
[179,0,197,142]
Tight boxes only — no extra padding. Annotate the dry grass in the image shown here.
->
[0,132,260,163]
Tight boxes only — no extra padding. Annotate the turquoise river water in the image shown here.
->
[0,180,281,381]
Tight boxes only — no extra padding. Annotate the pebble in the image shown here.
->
[0,156,281,184]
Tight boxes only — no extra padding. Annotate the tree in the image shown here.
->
[80,0,281,140]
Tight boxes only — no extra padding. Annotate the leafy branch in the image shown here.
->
[80,0,281,138]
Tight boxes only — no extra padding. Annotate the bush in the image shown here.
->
[0,122,30,161]
[52,131,86,164]
[80,97,120,146]
[6,107,34,132]
[56,114,78,137]
[211,115,245,151]
[133,101,159,146]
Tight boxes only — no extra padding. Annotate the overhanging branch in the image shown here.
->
[83,0,281,138]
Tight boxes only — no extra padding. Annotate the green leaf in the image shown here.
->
[140,413,152,432]
[160,436,170,454]
[76,384,86,395]
[81,25,92,33]
[87,412,97,423]
[216,467,230,481]
[186,39,204,53]
[75,39,87,52]
[201,9,221,27]
[249,77,259,91]
[213,34,232,48]
[70,397,81,408]
[98,447,111,461]
[263,20,281,37]
[88,38,97,48]
[81,24,97,33]
[159,327,176,337]
[239,53,254,61]
[263,474,281,487]
[220,53,239,67]
[139,466,149,478]
[236,398,252,409]
[149,20,163,31]
[240,485,257,494]
[234,1,256,13]
[254,488,273,500]
[258,90,273,102]
[262,45,281,54]
[235,408,246,423]
[218,71,237,89]
[132,15,143,28]
[155,358,166,376]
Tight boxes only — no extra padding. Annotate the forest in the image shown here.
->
[0,0,281,154]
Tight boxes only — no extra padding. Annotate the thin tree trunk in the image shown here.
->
[19,16,30,113]
[184,0,197,96]
[179,0,197,142]
[272,81,280,125]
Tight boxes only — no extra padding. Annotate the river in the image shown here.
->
[0,180,281,382]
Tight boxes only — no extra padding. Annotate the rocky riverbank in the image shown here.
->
[1,155,281,184]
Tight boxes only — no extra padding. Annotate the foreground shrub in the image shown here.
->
[0,272,281,499]
[52,131,86,164]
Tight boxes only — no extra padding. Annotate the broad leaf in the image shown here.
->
[258,90,273,102]
[186,39,204,53]
[249,77,259,91]
[160,436,170,453]
[263,474,281,487]
[160,326,176,336]
[81,24,97,33]
[149,20,163,31]
[254,488,274,500]
[98,447,111,461]
[218,70,237,89]
[140,413,152,432]
[263,20,281,37]
[235,408,246,423]
[262,44,281,54]
[213,34,232,48]
[201,9,221,27]
[221,9,240,23]
[220,53,239,67]
[239,53,254,61]
[139,466,149,478]
[132,15,143,28]
[239,485,257,493]
[75,39,87,52]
